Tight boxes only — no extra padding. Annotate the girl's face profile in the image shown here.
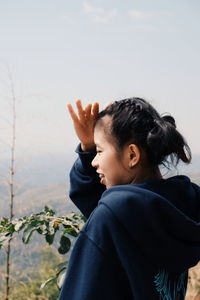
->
[92,125,134,189]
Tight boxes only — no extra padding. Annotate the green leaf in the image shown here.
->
[0,218,9,226]
[14,220,26,232]
[40,276,56,289]
[57,268,66,289]
[58,236,71,254]
[22,226,39,244]
[44,206,55,216]
[45,234,55,245]
[38,224,47,234]
[63,227,78,237]
[56,261,68,271]
[48,220,56,235]
[36,228,43,234]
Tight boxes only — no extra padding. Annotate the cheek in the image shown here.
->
[101,152,111,164]
[107,160,123,178]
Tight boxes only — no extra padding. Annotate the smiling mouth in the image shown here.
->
[98,173,106,185]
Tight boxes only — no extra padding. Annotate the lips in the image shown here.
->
[97,172,106,185]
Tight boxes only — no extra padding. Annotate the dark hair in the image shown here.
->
[95,97,191,167]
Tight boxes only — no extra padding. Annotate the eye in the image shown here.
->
[96,149,102,154]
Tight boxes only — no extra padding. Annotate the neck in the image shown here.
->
[130,166,162,184]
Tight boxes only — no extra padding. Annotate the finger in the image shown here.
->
[92,102,99,118]
[66,103,79,122]
[76,99,86,120]
[85,104,92,119]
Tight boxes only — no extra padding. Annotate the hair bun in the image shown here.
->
[162,115,176,128]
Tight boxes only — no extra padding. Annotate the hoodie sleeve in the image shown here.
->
[69,144,106,218]
[59,204,132,300]
[59,232,119,300]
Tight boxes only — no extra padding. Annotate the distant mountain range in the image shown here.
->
[0,152,200,218]
[0,152,77,217]
[1,152,199,185]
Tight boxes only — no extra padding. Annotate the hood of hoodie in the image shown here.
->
[99,175,200,273]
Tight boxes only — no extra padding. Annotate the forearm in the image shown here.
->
[69,144,105,218]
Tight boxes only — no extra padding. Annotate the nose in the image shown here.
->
[91,154,98,168]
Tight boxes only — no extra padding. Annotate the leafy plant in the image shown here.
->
[0,206,85,255]
[0,206,85,293]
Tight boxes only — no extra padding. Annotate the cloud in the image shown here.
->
[83,2,104,14]
[128,9,172,21]
[91,8,117,24]
[127,9,172,31]
[82,2,117,24]
[128,10,158,20]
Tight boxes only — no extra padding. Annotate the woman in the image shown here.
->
[59,97,200,300]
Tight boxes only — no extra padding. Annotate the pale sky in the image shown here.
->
[0,0,200,161]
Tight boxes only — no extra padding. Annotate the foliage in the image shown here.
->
[0,206,85,255]
[0,246,64,300]
[41,261,67,290]
[0,206,85,296]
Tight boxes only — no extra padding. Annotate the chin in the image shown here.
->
[106,183,114,189]
[105,183,110,189]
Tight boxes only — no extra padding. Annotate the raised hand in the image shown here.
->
[67,99,99,152]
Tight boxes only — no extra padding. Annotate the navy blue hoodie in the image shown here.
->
[59,145,200,300]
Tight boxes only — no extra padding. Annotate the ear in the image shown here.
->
[128,144,141,168]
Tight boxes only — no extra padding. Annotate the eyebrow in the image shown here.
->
[95,143,102,148]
